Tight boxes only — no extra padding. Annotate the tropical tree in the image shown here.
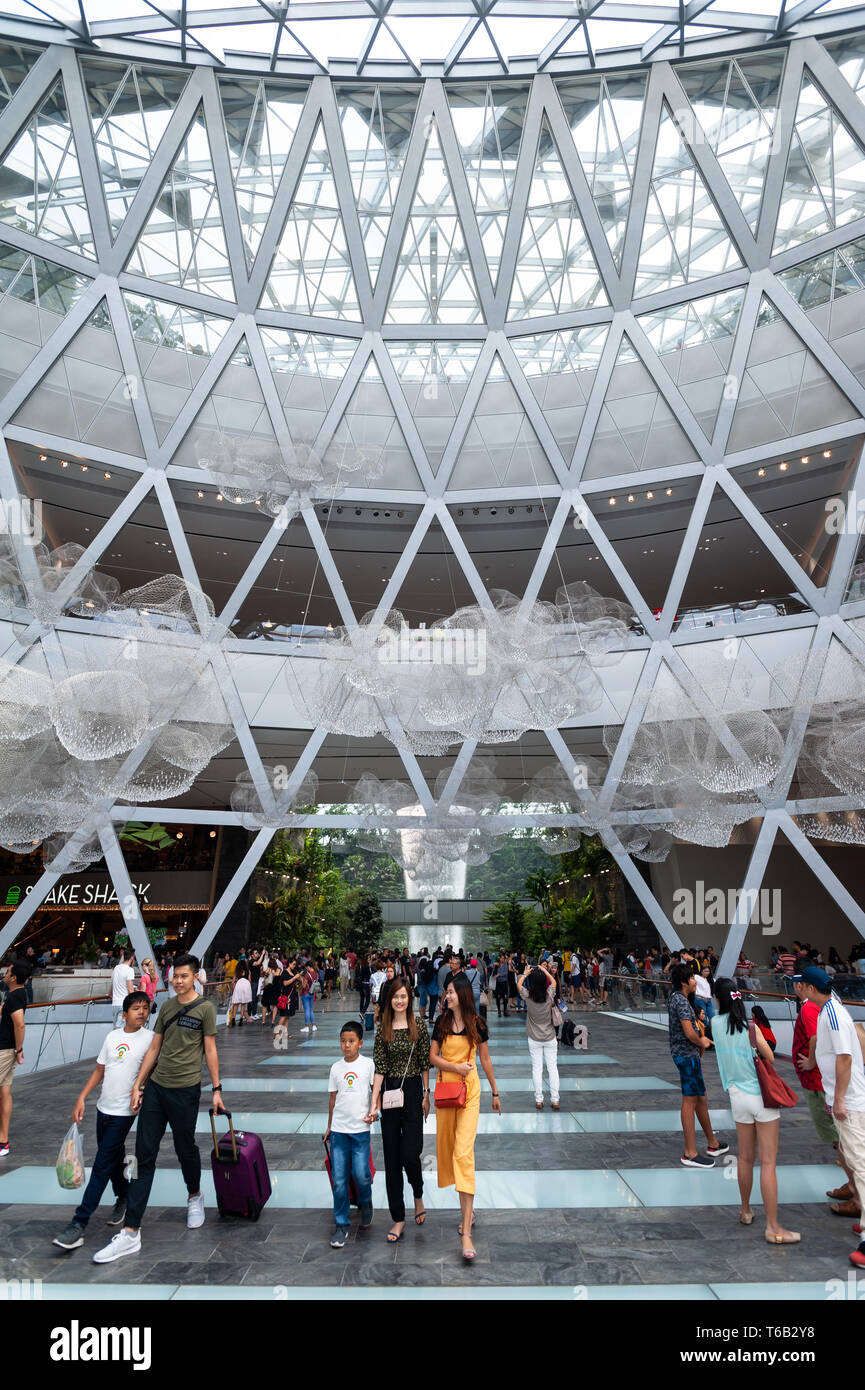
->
[483,891,536,955]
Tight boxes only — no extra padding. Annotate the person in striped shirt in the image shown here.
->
[774,946,797,994]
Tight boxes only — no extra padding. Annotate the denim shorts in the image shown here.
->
[673,1054,706,1097]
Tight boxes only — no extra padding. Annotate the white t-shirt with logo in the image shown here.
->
[328,1054,375,1135]
[96,1026,153,1116]
[816,995,865,1111]
[111,962,135,1007]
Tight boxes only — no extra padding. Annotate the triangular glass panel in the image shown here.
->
[773,69,865,255]
[7,444,143,615]
[12,298,144,456]
[759,827,865,948]
[556,70,646,270]
[324,356,425,490]
[676,53,785,231]
[259,327,357,448]
[317,501,426,623]
[80,57,190,241]
[776,235,865,390]
[0,241,93,401]
[385,117,481,325]
[637,286,745,440]
[446,83,528,288]
[171,335,276,469]
[734,448,858,590]
[168,475,278,619]
[335,84,419,291]
[728,296,858,453]
[677,481,814,618]
[386,339,483,475]
[447,500,559,614]
[218,74,306,270]
[262,117,361,320]
[0,41,37,118]
[123,291,232,445]
[507,116,608,319]
[634,102,742,299]
[585,475,704,614]
[389,515,478,623]
[0,73,95,257]
[584,335,702,480]
[448,353,557,490]
[823,31,865,101]
[844,532,865,604]
[125,101,234,301]
[74,484,188,619]
[510,325,610,470]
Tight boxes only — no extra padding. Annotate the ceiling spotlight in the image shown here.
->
[60,460,68,468]
[216,493,223,501]
[262,620,273,628]
[608,497,616,506]
[397,511,404,518]
[758,468,766,477]
[80,464,87,472]
[508,506,514,514]
[801,455,809,464]
[39,454,47,461]
[627,494,634,502]
[196,490,204,499]
[234,495,242,503]
[103,471,111,479]
[666,488,672,496]
[490,509,496,515]
[355,509,362,516]
[823,450,832,458]
[646,491,653,499]
[176,831,183,839]
[779,462,788,471]
[458,509,464,516]
[209,830,217,838]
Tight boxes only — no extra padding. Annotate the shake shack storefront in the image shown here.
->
[0,871,214,958]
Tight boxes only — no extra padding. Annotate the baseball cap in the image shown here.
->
[793,965,831,991]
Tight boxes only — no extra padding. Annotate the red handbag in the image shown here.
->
[748,1023,798,1109]
[434,1081,467,1109]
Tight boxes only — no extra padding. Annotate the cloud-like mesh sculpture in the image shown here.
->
[301,584,635,753]
[194,431,384,518]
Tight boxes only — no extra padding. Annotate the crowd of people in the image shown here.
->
[2,930,865,1274]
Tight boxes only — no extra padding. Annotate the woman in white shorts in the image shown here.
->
[711,978,799,1244]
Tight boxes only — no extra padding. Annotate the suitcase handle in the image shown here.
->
[209,1106,237,1163]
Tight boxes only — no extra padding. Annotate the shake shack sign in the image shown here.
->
[0,871,212,911]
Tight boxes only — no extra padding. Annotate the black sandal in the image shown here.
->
[415,1209,426,1226]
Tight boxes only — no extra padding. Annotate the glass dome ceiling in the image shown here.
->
[3,0,865,76]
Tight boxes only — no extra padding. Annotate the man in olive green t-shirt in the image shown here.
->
[92,954,225,1266]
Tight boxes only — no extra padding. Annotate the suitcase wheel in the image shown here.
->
[216,1195,225,1217]
[247,1199,261,1221]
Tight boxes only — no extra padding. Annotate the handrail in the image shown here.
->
[23,993,111,1010]
[603,973,865,1008]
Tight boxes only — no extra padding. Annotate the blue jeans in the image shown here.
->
[74,1111,136,1227]
[302,994,315,1025]
[330,1130,372,1227]
[418,982,428,1011]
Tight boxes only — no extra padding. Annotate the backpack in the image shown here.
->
[420,960,435,986]
[561,1019,576,1048]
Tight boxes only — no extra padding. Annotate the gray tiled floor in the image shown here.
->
[0,1000,858,1289]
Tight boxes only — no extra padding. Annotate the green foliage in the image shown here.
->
[119,821,175,851]
[254,829,385,956]
[465,834,553,898]
[483,891,536,955]
[347,888,385,954]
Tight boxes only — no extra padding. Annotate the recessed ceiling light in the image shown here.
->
[39,454,47,461]
[758,468,765,477]
[104,471,111,479]
[216,493,223,501]
[779,462,788,471]
[646,491,653,499]
[801,456,809,464]
[823,450,831,458]
[666,488,672,496]
[60,460,68,468]
[627,494,634,502]
[80,464,87,472]
[209,830,217,838]
[608,497,616,506]
[197,490,204,499]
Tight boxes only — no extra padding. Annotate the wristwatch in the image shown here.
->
[212,1083,223,1092]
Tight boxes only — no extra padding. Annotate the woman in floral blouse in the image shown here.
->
[368,979,431,1242]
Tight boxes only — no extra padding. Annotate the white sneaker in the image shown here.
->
[300,1025,309,1032]
[311,1025,317,1031]
[92,1229,141,1264]
[187,1193,205,1229]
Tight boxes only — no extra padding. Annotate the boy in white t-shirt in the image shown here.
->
[52,991,153,1251]
[324,1021,375,1248]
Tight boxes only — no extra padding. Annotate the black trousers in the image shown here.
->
[379,1074,424,1222]
[359,982,371,1015]
[124,1080,202,1230]
[494,981,509,1015]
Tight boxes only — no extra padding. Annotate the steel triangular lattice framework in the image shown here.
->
[2,33,865,966]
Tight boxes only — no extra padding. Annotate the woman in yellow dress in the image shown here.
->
[429,974,502,1262]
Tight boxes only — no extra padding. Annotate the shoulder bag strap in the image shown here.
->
[161,997,207,1034]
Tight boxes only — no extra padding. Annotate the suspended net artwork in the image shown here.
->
[194,430,385,517]
[0,572,235,859]
[230,765,320,827]
[299,582,636,754]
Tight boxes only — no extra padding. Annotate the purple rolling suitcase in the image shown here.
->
[210,1109,272,1221]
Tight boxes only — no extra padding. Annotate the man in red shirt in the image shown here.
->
[793,976,857,1214]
